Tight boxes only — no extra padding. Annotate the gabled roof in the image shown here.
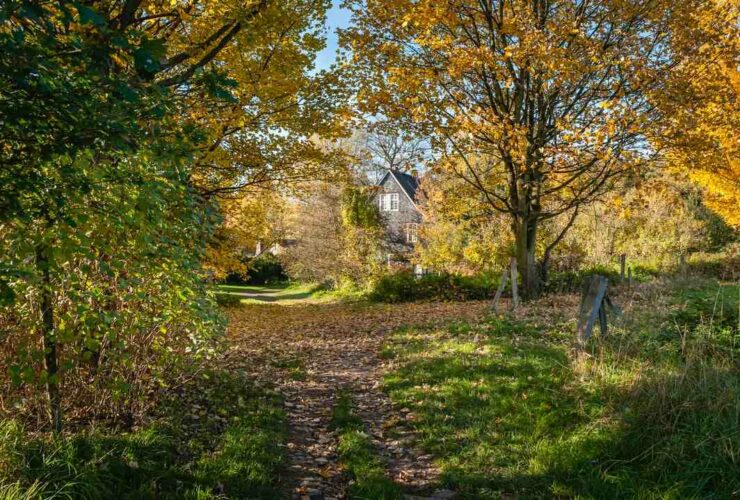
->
[377,169,420,206]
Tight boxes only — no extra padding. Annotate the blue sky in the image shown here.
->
[314,2,352,71]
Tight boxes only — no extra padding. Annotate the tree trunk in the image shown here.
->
[36,244,62,433]
[513,217,541,300]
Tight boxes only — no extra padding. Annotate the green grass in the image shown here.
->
[331,392,404,499]
[0,370,286,499]
[382,280,740,498]
[216,282,346,304]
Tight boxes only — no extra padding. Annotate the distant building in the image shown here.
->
[373,169,423,266]
[254,239,298,257]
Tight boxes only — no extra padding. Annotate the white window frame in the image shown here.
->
[379,193,399,212]
[406,223,419,243]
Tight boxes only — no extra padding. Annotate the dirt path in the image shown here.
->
[226,300,488,499]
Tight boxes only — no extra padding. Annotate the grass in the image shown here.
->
[330,392,404,499]
[0,370,286,499]
[382,280,740,498]
[216,282,347,305]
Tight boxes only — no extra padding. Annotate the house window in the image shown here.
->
[379,193,399,212]
[405,223,419,243]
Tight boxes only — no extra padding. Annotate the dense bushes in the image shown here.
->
[370,271,495,303]
[246,253,287,285]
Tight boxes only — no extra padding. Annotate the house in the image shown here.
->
[374,169,422,260]
[254,239,298,257]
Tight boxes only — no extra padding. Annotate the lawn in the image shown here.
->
[382,280,739,498]
[216,282,338,304]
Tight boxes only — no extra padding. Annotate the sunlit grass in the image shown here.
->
[331,392,404,499]
[383,280,740,497]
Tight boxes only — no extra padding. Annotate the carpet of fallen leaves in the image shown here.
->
[225,300,489,499]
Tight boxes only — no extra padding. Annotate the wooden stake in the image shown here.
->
[576,275,608,346]
[490,266,509,312]
[509,258,520,310]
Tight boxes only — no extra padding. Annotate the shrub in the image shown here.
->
[246,253,287,285]
[370,271,495,303]
[215,293,243,307]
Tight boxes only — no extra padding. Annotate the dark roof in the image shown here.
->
[382,169,420,202]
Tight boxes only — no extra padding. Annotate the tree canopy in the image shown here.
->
[344,0,739,297]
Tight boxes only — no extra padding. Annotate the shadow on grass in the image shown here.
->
[384,317,740,498]
[0,370,286,499]
[242,290,316,302]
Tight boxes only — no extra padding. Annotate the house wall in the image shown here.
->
[377,174,422,253]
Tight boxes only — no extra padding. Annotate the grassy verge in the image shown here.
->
[331,392,404,499]
[216,282,353,305]
[0,370,286,499]
[382,280,739,498]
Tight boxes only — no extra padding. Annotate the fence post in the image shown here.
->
[576,275,609,347]
[510,258,520,310]
[490,266,509,312]
[619,254,626,281]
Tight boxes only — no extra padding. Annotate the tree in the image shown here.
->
[415,170,513,274]
[0,0,341,432]
[654,0,739,228]
[344,0,731,298]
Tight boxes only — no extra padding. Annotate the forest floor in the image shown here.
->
[225,298,489,499]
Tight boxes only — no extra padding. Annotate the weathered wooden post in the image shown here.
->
[510,258,520,309]
[627,267,633,288]
[575,275,621,348]
[619,254,626,281]
[490,265,509,312]
[491,258,520,311]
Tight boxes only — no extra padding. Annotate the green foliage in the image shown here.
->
[215,293,244,308]
[0,1,228,429]
[331,392,404,499]
[0,370,286,499]
[340,186,386,286]
[370,271,495,303]
[341,186,383,229]
[382,281,740,497]
[247,253,287,286]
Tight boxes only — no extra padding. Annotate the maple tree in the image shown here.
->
[345,0,736,298]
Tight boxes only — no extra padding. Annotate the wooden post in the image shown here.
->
[627,267,632,288]
[619,254,626,281]
[576,275,609,346]
[490,266,509,311]
[679,253,687,276]
[598,302,608,337]
[509,258,519,310]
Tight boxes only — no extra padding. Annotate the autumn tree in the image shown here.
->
[345,0,732,298]
[0,0,343,431]
[654,0,739,228]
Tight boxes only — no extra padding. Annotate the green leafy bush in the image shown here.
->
[370,271,495,303]
[247,253,287,285]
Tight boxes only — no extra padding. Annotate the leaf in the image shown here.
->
[73,2,106,27]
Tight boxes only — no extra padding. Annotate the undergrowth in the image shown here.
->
[0,370,286,499]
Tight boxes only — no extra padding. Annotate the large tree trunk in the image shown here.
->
[513,217,542,301]
[36,244,62,433]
